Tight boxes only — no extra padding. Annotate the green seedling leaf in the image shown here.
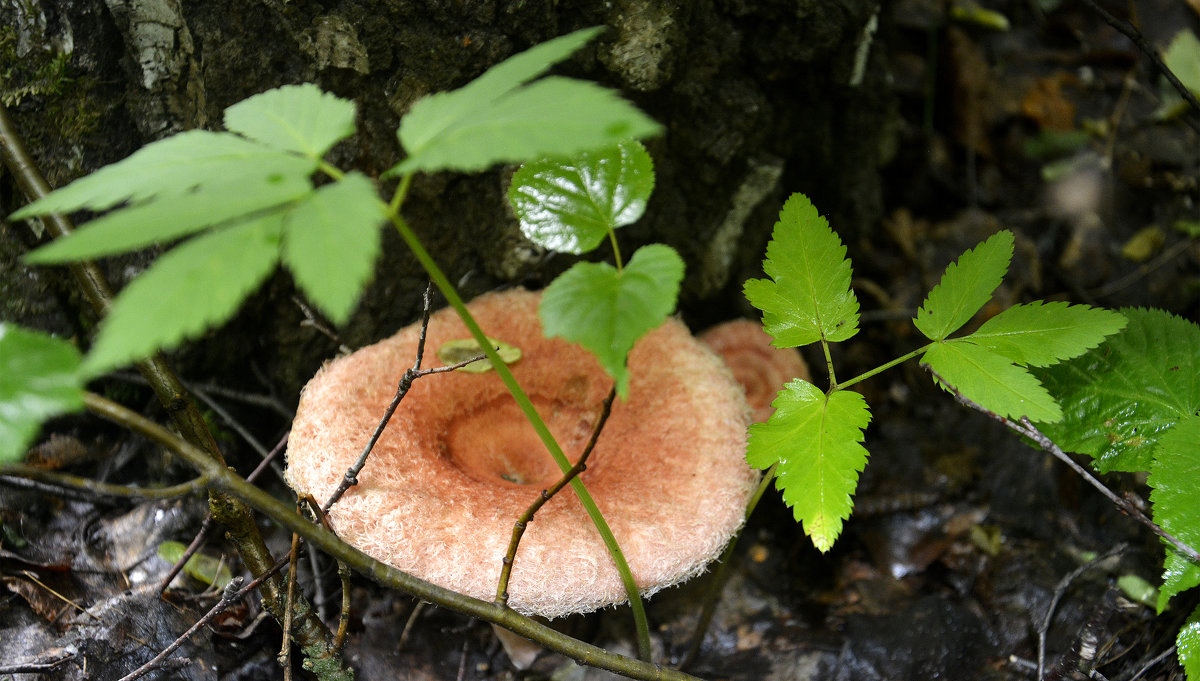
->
[744,193,860,347]
[967,301,1126,367]
[24,172,311,263]
[1116,573,1159,609]
[223,83,357,159]
[1179,604,1200,679]
[914,230,1014,341]
[539,243,684,398]
[157,540,233,589]
[1150,415,1200,610]
[923,339,1062,422]
[10,131,314,218]
[392,27,661,175]
[508,140,654,254]
[0,325,84,463]
[280,172,385,326]
[437,337,521,372]
[1165,30,1200,97]
[82,216,283,375]
[747,381,871,552]
[1035,308,1200,473]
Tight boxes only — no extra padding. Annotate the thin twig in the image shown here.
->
[1037,545,1127,679]
[1080,0,1200,135]
[0,653,73,674]
[495,386,617,607]
[1127,644,1177,681]
[0,465,206,501]
[927,367,1200,566]
[280,528,301,680]
[83,390,705,681]
[118,577,245,681]
[322,285,487,512]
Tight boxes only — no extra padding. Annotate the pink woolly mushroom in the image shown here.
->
[285,289,755,618]
[700,319,811,422]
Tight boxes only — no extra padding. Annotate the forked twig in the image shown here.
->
[926,367,1200,566]
[495,385,618,607]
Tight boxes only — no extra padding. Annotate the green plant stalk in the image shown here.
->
[820,339,837,387]
[836,344,932,392]
[83,391,700,681]
[382,199,653,661]
[0,464,208,500]
[0,101,345,674]
[608,227,624,271]
[681,463,778,668]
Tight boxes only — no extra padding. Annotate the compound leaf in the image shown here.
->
[924,339,1061,422]
[24,172,311,263]
[0,325,84,463]
[223,83,357,159]
[394,75,661,175]
[1150,415,1200,610]
[743,193,859,347]
[539,243,683,398]
[11,131,314,218]
[508,140,654,254]
[1035,308,1200,473]
[747,382,871,552]
[915,230,1014,341]
[968,301,1127,367]
[281,172,384,326]
[82,216,283,375]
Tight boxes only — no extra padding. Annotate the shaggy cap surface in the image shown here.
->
[286,289,756,618]
[699,319,811,422]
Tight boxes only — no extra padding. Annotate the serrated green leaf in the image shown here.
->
[1035,308,1200,473]
[81,216,283,375]
[10,131,314,218]
[1150,415,1200,610]
[924,339,1062,422]
[914,231,1014,341]
[747,382,871,552]
[743,193,860,347]
[1178,604,1200,678]
[508,140,654,254]
[281,173,384,326]
[0,325,84,463]
[24,172,312,263]
[437,337,521,372]
[539,244,683,398]
[157,540,234,589]
[967,302,1126,367]
[223,83,356,159]
[394,76,661,175]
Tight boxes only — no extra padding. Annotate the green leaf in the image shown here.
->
[394,76,661,175]
[967,302,1126,367]
[747,382,871,552]
[508,140,654,254]
[539,244,684,398]
[281,172,384,326]
[0,325,84,463]
[1150,415,1200,610]
[923,339,1062,422]
[1159,550,1200,614]
[24,172,311,263]
[1178,604,1200,679]
[391,27,661,175]
[1164,30,1200,97]
[1035,308,1200,472]
[223,83,357,159]
[10,131,314,218]
[914,230,1014,341]
[743,193,860,347]
[82,216,283,375]
[157,540,234,589]
[437,337,522,372]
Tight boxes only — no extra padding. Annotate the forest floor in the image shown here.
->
[2,1,1199,680]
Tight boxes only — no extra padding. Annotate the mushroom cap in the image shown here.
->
[699,319,811,422]
[286,289,756,618]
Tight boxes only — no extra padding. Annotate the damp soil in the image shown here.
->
[2,1,1199,680]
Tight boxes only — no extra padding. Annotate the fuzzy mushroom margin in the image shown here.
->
[285,289,756,619]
